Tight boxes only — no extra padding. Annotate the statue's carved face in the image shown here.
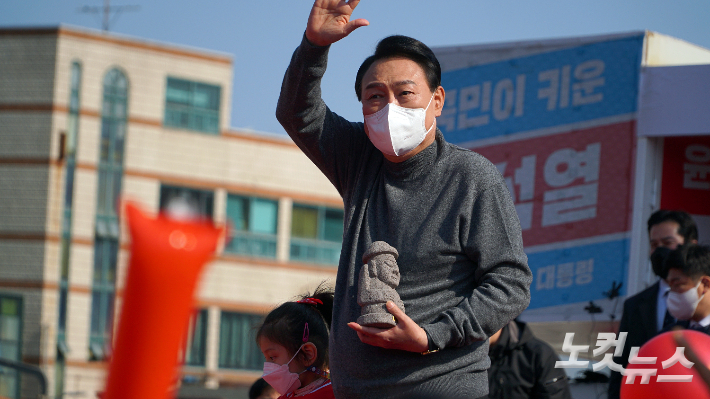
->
[373,255,400,284]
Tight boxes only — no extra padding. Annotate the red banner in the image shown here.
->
[661,136,710,216]
[472,121,636,247]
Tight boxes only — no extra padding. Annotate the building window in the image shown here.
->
[218,312,263,370]
[159,185,214,219]
[184,309,207,367]
[225,195,278,258]
[89,238,118,359]
[290,204,343,265]
[90,68,128,360]
[58,61,82,345]
[164,77,221,134]
[0,296,22,399]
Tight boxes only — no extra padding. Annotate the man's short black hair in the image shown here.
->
[647,209,698,243]
[664,244,710,280]
[355,35,441,102]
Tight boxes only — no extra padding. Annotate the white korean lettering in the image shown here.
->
[686,144,710,163]
[542,143,601,227]
[555,333,590,368]
[542,183,598,226]
[556,262,574,288]
[538,69,559,111]
[536,265,555,290]
[537,65,571,111]
[559,65,571,109]
[515,74,526,117]
[623,368,657,384]
[493,79,515,121]
[624,345,657,384]
[683,144,710,190]
[628,347,656,365]
[544,143,601,187]
[496,155,536,231]
[593,354,625,373]
[684,164,710,190]
[593,332,627,357]
[575,259,594,285]
[656,347,694,382]
[590,333,626,376]
[458,85,489,129]
[516,155,536,201]
[573,60,605,106]
[454,75,527,130]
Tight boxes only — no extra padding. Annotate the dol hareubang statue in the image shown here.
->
[357,241,405,328]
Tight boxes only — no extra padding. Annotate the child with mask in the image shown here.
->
[257,285,335,399]
[663,244,710,333]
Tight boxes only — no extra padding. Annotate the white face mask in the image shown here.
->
[364,93,435,157]
[261,345,304,396]
[667,280,705,320]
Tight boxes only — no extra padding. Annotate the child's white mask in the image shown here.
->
[667,280,705,320]
[364,93,435,157]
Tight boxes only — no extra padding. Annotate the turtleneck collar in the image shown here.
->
[384,130,443,180]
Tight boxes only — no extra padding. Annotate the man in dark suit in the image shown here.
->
[665,244,710,334]
[608,210,698,399]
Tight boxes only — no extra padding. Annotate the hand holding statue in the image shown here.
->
[349,241,428,353]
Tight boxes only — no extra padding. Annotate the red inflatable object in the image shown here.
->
[621,330,710,399]
[103,202,222,399]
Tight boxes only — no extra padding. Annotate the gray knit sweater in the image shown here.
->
[276,35,532,399]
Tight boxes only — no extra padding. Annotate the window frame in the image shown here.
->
[0,295,23,399]
[289,203,344,266]
[184,309,208,367]
[217,311,264,371]
[164,77,221,134]
[89,67,128,360]
[224,194,279,259]
[159,184,215,219]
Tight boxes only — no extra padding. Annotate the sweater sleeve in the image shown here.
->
[275,34,371,197]
[423,163,532,349]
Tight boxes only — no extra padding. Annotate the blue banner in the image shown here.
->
[439,35,644,144]
[526,238,629,310]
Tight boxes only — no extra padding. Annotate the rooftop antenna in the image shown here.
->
[79,0,140,32]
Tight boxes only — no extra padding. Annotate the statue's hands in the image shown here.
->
[306,0,369,47]
[347,301,429,352]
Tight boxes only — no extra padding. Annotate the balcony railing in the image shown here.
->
[289,238,341,266]
[224,231,277,259]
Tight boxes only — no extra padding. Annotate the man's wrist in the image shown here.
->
[420,330,440,355]
[304,31,330,48]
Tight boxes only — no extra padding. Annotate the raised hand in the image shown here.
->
[306,0,369,46]
[347,301,430,352]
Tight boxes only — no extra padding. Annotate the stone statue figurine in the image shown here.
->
[357,241,405,328]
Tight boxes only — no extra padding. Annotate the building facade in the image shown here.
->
[0,26,341,398]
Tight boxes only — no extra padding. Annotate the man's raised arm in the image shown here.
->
[275,0,370,195]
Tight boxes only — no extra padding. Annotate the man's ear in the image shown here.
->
[433,86,445,117]
[299,342,318,367]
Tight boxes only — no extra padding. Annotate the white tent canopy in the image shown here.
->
[638,64,710,137]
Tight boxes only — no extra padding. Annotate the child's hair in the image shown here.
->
[249,378,275,399]
[257,282,334,369]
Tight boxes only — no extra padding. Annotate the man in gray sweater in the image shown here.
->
[276,1,532,398]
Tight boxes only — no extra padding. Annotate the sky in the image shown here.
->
[2,0,709,136]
